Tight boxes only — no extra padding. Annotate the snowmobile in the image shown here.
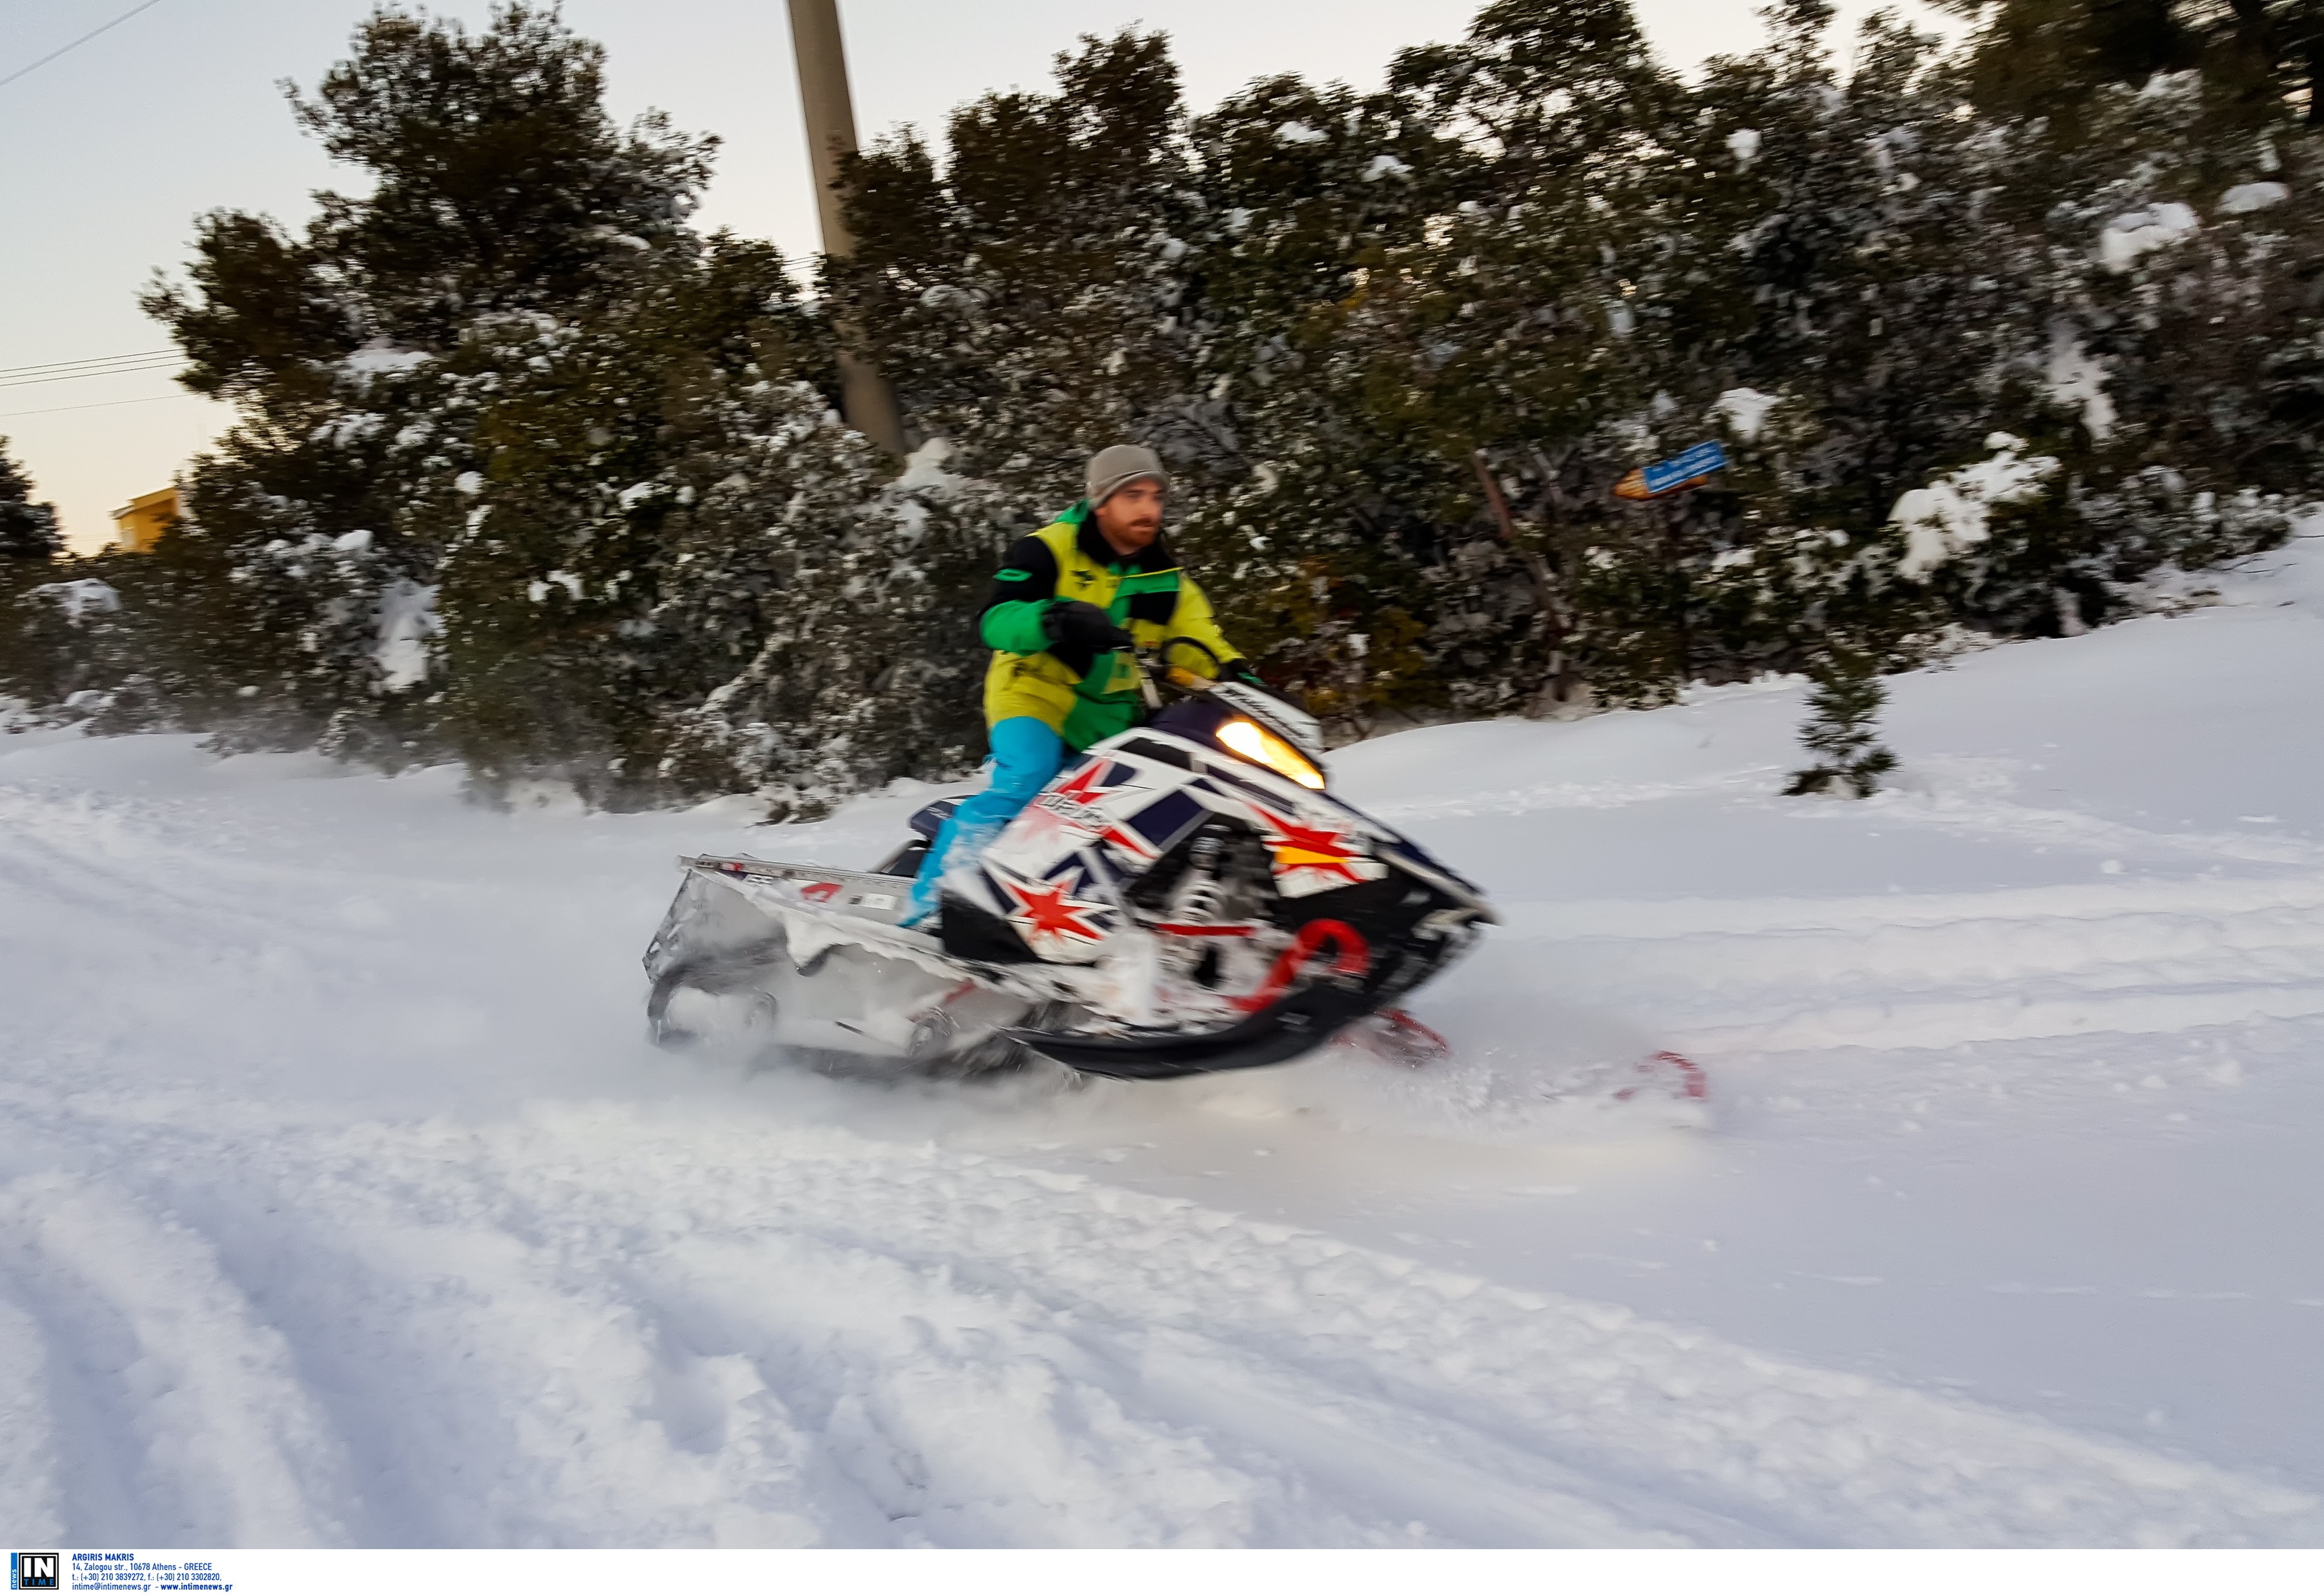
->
[642,642,1496,1082]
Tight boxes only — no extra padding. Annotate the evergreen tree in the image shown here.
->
[1944,0,2324,134]
[128,3,736,780]
[1784,649,1899,797]
[652,431,997,817]
[0,441,61,565]
[828,31,1209,511]
[6,0,2312,813]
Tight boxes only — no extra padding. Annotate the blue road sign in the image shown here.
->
[1641,439,1728,494]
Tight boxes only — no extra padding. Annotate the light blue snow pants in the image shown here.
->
[906,716,1066,923]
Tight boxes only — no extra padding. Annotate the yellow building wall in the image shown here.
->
[110,487,180,553]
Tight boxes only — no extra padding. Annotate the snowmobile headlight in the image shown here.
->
[1218,716,1325,789]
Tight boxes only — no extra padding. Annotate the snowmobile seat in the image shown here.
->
[870,798,964,878]
[907,798,961,840]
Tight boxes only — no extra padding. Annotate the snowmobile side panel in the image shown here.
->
[681,855,917,925]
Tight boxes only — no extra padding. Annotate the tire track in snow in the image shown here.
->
[1483,874,2324,1055]
[8,1089,2317,1547]
[0,1291,65,1541]
[634,1235,1400,1546]
[0,1176,352,1545]
[194,1191,839,1549]
[4,757,2319,1543]
[1372,773,2324,869]
[0,784,352,943]
[170,1131,1403,1547]
[549,1112,2318,1548]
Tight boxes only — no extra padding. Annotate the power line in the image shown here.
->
[0,394,191,420]
[0,0,172,93]
[0,348,175,379]
[0,360,181,392]
[0,360,181,391]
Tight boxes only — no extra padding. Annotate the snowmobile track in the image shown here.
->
[1,1083,2315,1547]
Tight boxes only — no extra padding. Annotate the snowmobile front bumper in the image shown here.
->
[1006,982,1377,1081]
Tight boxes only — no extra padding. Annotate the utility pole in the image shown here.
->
[786,0,907,457]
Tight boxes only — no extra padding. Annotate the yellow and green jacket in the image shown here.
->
[980,503,1243,750]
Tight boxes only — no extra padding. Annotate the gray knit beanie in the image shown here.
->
[1086,443,1170,507]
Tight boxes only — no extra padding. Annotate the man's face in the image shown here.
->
[1094,478,1165,556]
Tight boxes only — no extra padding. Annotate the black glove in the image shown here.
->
[1042,600,1132,655]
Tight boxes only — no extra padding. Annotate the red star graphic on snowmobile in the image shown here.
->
[1028,757,1161,861]
[999,871,1112,944]
[1037,758,1121,813]
[1245,798,1381,889]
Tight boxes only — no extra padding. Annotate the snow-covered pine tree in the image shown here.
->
[653,431,998,818]
[829,31,1212,516]
[1886,0,2312,631]
[407,234,842,806]
[0,442,88,718]
[1170,73,1463,730]
[1552,5,2001,694]
[10,0,2312,806]
[1942,0,2324,137]
[1165,0,1691,728]
[134,3,718,771]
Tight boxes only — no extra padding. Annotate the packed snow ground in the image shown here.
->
[3,530,2323,1548]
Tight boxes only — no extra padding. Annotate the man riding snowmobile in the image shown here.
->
[642,447,1497,1080]
[906,443,1261,924]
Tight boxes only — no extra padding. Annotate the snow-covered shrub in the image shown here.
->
[653,437,1001,817]
[0,578,125,720]
[12,0,2314,802]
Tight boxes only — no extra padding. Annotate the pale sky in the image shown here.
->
[0,0,1959,552]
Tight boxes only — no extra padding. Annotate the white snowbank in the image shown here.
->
[1711,387,1779,441]
[1890,432,2060,577]
[2099,201,2199,272]
[374,580,439,692]
[890,436,965,498]
[19,578,120,620]
[2219,181,2290,215]
[2044,325,2116,439]
[341,342,433,377]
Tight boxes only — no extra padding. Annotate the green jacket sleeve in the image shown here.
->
[979,534,1059,655]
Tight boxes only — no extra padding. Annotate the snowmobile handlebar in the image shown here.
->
[1131,636,1228,707]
